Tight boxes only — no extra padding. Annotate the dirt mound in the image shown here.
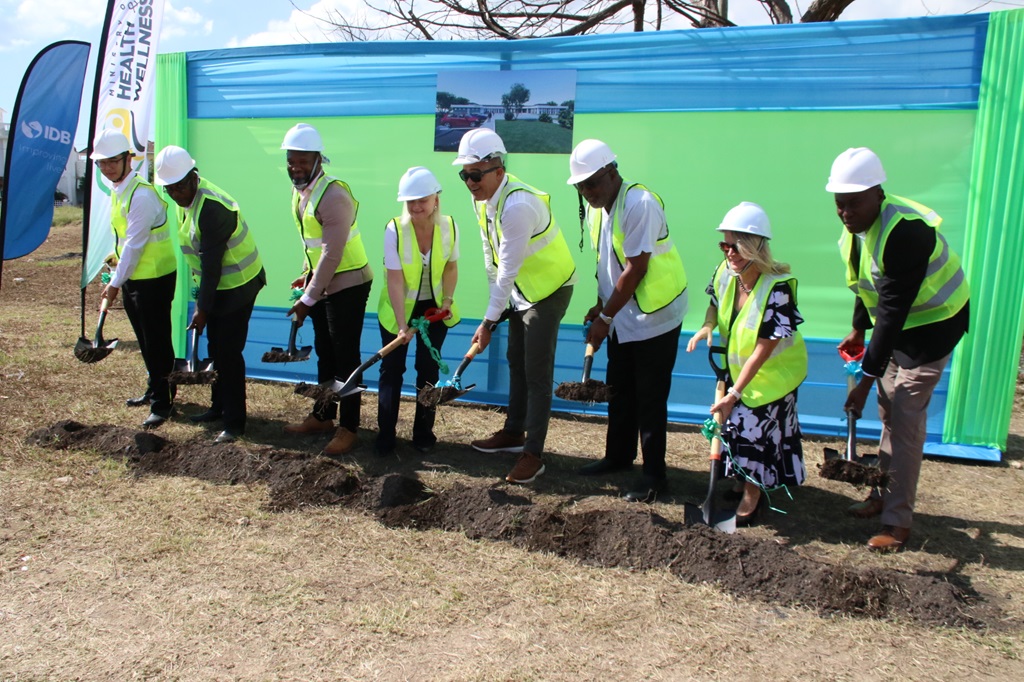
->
[553,379,611,403]
[26,421,991,628]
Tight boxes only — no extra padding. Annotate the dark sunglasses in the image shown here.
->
[574,166,612,192]
[719,241,740,254]
[163,173,193,195]
[458,166,501,183]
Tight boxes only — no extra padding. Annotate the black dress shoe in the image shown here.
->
[623,477,667,503]
[142,412,168,429]
[126,394,152,407]
[213,430,240,444]
[190,410,223,423]
[579,458,633,476]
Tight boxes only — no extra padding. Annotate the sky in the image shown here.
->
[1,0,1021,148]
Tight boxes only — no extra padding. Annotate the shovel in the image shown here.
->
[684,345,737,533]
[554,343,611,403]
[168,329,217,385]
[298,308,452,404]
[417,342,481,408]
[821,346,887,487]
[262,315,312,363]
[74,297,119,363]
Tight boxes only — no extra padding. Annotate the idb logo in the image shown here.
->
[20,120,71,144]
[21,121,43,138]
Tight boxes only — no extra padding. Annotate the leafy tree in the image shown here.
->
[538,112,553,123]
[314,1,863,41]
[436,91,470,113]
[558,99,575,129]
[501,83,531,120]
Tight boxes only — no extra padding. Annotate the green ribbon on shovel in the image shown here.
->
[408,315,449,375]
[700,417,792,514]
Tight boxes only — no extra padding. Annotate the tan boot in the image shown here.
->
[323,427,358,456]
[284,414,335,435]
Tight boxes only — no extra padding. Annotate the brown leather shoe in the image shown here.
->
[847,497,883,519]
[284,414,335,435]
[506,452,545,484]
[323,427,358,456]
[867,525,910,552]
[471,429,525,454]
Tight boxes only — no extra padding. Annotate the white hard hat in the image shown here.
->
[154,146,196,186]
[825,147,886,193]
[452,128,506,165]
[90,129,131,160]
[397,166,442,201]
[281,123,324,152]
[718,201,772,239]
[567,139,616,185]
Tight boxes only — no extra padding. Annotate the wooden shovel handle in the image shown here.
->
[581,343,596,382]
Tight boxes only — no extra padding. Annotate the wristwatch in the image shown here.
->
[598,311,614,325]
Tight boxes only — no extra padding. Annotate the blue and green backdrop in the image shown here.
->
[154,11,1024,461]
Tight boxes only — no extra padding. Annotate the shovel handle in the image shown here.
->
[287,317,301,354]
[581,343,596,382]
[709,380,727,462]
[452,342,481,379]
[93,297,111,346]
[189,329,200,373]
[844,408,858,461]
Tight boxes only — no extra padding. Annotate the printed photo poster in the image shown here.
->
[435,70,577,154]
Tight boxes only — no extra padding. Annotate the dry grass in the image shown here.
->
[2,221,1024,680]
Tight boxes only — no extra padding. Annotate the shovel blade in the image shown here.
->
[74,337,118,363]
[683,502,737,533]
[332,380,365,400]
[823,446,842,463]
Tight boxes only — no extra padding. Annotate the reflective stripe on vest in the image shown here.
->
[179,178,264,291]
[377,215,462,334]
[478,175,575,303]
[714,261,807,408]
[292,174,368,275]
[837,195,969,329]
[588,181,687,314]
[111,175,176,280]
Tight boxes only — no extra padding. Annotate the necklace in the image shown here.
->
[736,277,751,294]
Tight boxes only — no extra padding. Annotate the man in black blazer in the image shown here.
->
[827,147,970,552]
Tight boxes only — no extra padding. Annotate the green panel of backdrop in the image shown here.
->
[186,109,975,339]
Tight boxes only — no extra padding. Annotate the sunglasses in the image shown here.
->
[163,174,193,195]
[719,241,741,254]
[458,166,501,183]
[574,166,612,192]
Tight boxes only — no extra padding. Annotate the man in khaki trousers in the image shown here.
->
[826,147,970,552]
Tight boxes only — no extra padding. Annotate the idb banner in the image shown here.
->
[83,0,166,287]
[0,41,90,263]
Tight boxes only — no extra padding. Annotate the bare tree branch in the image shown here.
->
[308,1,862,41]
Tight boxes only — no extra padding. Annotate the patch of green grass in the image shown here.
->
[52,206,83,227]
[495,119,573,154]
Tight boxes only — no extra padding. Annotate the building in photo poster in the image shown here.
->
[434,70,576,153]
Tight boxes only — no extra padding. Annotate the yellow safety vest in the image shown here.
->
[478,175,575,303]
[714,261,808,407]
[838,195,969,329]
[588,181,687,313]
[292,174,368,275]
[179,178,263,291]
[377,215,462,334]
[110,175,175,280]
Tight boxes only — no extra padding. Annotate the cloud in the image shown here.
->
[0,0,107,51]
[227,0,367,47]
[161,0,214,41]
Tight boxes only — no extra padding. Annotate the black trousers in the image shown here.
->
[121,271,176,415]
[309,281,372,430]
[376,299,449,450]
[205,291,258,434]
[604,324,682,480]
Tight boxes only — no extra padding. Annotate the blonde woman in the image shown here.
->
[687,202,808,525]
[376,167,460,456]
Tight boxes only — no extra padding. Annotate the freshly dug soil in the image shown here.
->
[554,379,612,403]
[819,457,889,488]
[167,369,217,385]
[261,349,311,363]
[417,385,464,408]
[25,420,995,629]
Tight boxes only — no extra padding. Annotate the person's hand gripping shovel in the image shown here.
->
[820,346,888,487]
